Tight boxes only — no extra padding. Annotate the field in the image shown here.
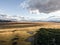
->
[0,22,60,45]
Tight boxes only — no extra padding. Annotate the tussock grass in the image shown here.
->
[0,22,60,45]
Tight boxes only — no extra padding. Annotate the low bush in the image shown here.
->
[33,28,60,45]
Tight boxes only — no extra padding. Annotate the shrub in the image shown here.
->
[33,28,60,45]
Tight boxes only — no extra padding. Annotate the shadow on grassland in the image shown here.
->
[32,28,60,45]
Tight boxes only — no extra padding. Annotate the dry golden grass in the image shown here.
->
[0,22,60,45]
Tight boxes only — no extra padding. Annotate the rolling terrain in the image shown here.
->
[0,22,60,45]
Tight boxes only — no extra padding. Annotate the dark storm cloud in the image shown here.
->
[21,0,60,13]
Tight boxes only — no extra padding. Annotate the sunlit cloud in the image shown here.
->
[29,9,40,14]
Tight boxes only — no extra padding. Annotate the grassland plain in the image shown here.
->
[0,22,60,45]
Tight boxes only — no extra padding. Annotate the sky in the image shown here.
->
[0,0,24,15]
[0,0,60,21]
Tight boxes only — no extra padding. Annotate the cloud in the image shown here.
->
[20,0,29,9]
[29,9,40,14]
[0,12,60,22]
[20,0,60,13]
[0,14,33,22]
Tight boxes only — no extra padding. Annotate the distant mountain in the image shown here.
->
[0,20,12,22]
